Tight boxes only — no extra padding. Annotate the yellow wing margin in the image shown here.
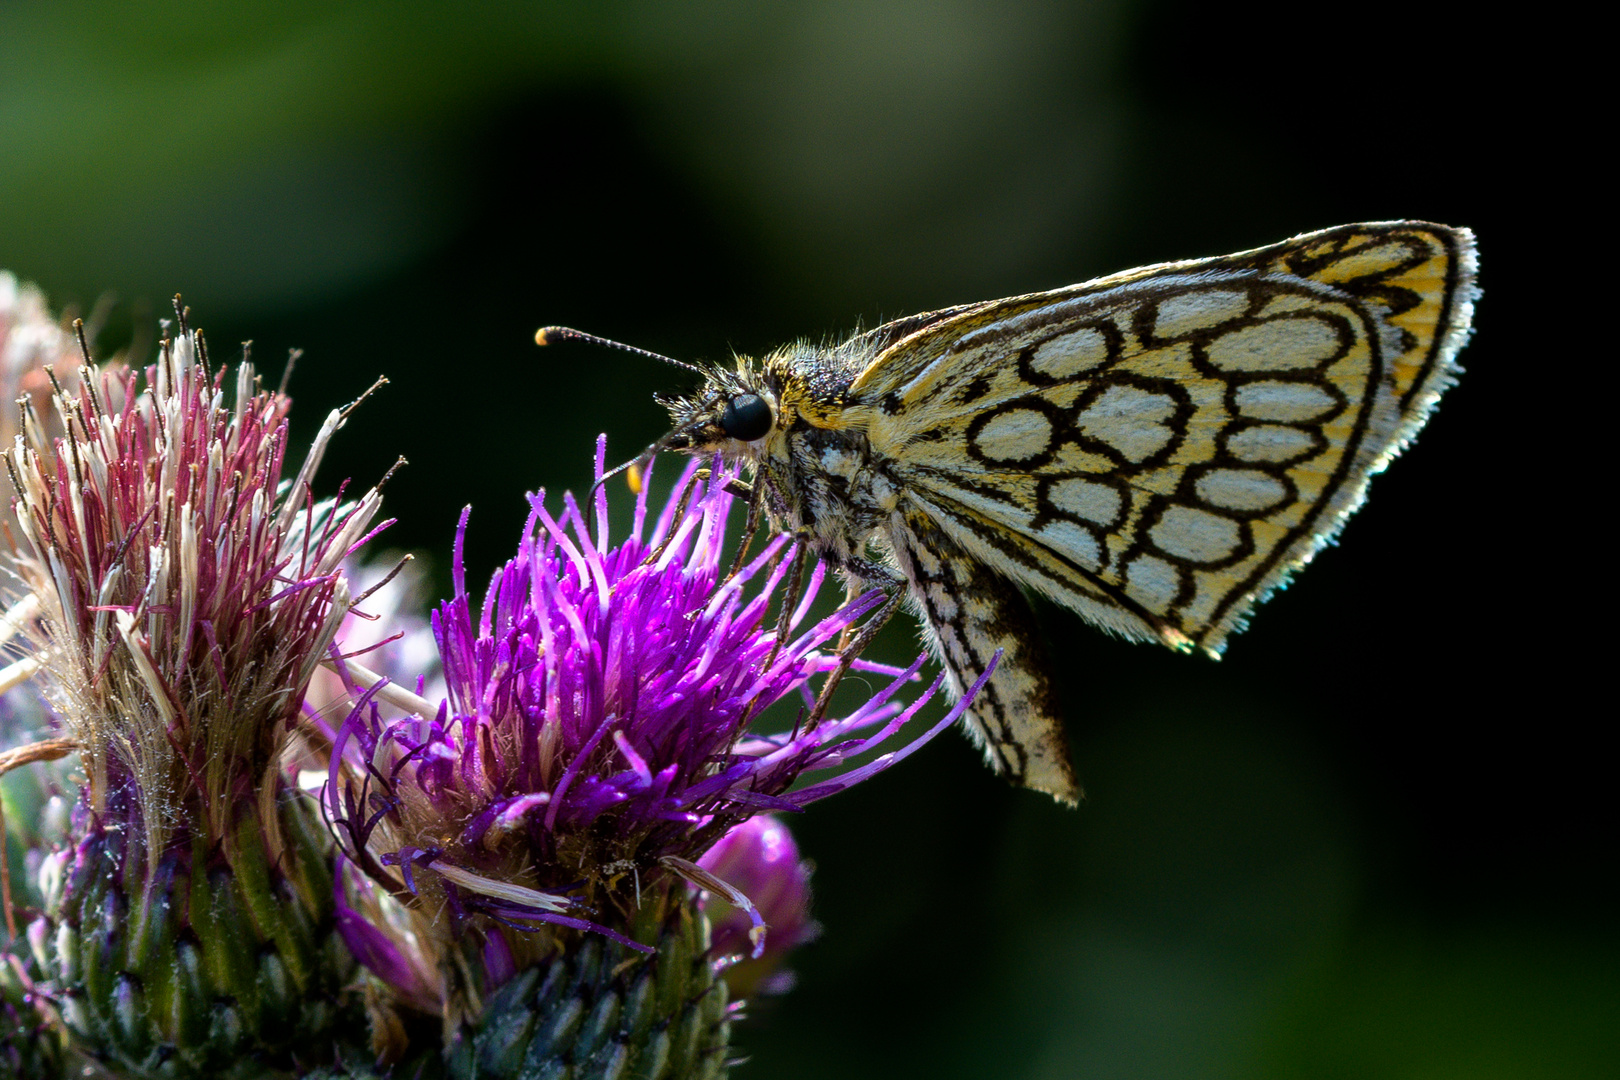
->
[1189,220,1479,652]
[1221,220,1479,432]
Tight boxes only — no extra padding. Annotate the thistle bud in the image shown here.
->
[698,816,819,1000]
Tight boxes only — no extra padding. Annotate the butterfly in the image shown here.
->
[540,221,1478,803]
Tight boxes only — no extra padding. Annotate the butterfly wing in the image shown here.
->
[885,499,1081,801]
[854,221,1478,657]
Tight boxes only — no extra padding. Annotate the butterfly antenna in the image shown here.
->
[589,451,651,499]
[535,326,707,377]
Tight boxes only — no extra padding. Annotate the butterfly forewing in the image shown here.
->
[856,222,1476,656]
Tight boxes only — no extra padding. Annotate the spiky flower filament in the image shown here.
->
[329,442,989,966]
[7,315,389,878]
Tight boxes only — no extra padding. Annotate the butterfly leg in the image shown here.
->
[803,555,907,727]
[641,465,755,569]
[750,535,890,734]
[641,467,707,567]
[711,473,755,501]
[761,533,812,677]
[888,508,1080,803]
[723,476,765,581]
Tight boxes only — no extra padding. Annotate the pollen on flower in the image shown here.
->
[329,437,990,969]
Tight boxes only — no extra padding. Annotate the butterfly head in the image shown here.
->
[653,365,779,457]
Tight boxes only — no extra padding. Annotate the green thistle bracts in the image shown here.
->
[1,947,67,1080]
[448,904,729,1080]
[39,788,363,1079]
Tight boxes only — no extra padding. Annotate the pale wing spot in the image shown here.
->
[973,407,1055,463]
[1149,505,1243,564]
[1232,380,1338,423]
[1125,553,1181,614]
[1152,289,1250,338]
[1077,387,1178,462]
[927,582,960,621]
[1037,519,1102,570]
[868,472,902,513]
[1048,477,1122,526]
[962,593,1001,622]
[1254,292,1324,319]
[933,482,1035,533]
[908,540,945,578]
[1195,468,1290,512]
[819,446,860,479]
[1029,327,1112,380]
[1225,424,1317,464]
[1179,573,1243,631]
[1204,315,1342,373]
[1311,241,1415,285]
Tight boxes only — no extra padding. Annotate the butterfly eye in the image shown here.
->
[720,394,773,441]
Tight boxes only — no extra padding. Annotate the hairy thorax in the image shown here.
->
[756,344,901,575]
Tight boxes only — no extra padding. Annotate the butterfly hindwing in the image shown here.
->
[887,503,1077,799]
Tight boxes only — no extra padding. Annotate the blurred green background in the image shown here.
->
[3,2,1607,1077]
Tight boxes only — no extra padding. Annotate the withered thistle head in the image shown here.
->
[0,274,81,540]
[6,304,389,868]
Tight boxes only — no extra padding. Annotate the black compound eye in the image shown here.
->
[720,394,773,441]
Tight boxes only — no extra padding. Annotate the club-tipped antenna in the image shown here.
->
[535,325,706,377]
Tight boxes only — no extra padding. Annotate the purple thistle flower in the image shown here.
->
[330,437,989,972]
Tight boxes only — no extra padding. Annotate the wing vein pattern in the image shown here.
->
[858,221,1477,658]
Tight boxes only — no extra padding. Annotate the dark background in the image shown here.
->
[4,2,1607,1076]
